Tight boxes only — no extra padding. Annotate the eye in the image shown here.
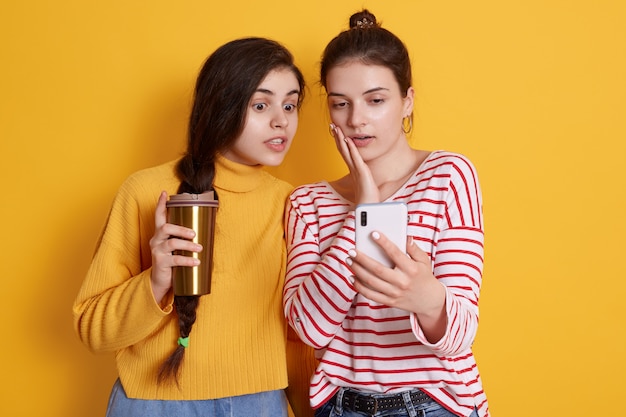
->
[252,103,267,111]
[331,101,349,109]
[365,94,387,105]
[283,103,296,112]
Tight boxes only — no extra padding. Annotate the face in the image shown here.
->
[326,61,413,161]
[222,68,301,166]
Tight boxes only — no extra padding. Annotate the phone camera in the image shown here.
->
[360,211,367,226]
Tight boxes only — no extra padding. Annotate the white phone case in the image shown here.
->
[355,202,408,268]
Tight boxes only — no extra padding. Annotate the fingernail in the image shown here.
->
[372,231,380,240]
[348,249,357,257]
[345,257,352,266]
[330,123,336,130]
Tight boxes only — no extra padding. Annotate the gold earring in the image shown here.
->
[402,116,413,134]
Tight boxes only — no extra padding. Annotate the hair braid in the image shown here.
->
[157,296,200,385]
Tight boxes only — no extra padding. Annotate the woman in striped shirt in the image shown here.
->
[283,9,489,417]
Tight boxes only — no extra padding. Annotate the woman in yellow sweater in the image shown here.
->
[73,37,314,417]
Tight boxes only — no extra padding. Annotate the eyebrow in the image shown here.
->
[255,88,301,97]
[327,87,390,97]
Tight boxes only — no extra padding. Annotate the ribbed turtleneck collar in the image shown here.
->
[213,154,267,193]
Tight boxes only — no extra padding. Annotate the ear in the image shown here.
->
[403,86,415,116]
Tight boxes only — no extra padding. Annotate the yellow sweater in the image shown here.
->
[73,155,307,403]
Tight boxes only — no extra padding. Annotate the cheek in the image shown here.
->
[328,109,345,124]
[232,126,257,150]
[289,117,299,135]
[371,108,401,128]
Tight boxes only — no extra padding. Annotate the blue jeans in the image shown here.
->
[314,388,478,417]
[105,378,289,417]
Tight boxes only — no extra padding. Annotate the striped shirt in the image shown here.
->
[283,151,489,417]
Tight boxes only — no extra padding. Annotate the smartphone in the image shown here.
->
[355,202,408,268]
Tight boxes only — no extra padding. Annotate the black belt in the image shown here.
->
[338,389,432,414]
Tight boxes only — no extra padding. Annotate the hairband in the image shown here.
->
[178,336,189,348]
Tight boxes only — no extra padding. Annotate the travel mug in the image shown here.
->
[166,191,219,296]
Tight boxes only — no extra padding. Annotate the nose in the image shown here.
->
[347,103,366,128]
[271,108,288,128]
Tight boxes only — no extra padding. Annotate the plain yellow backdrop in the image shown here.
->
[1,0,625,416]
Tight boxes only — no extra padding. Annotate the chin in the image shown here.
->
[263,158,286,167]
[260,152,289,167]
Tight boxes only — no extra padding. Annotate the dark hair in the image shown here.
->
[158,37,305,385]
[177,37,305,195]
[320,9,412,97]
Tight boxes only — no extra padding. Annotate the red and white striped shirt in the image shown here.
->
[283,151,489,417]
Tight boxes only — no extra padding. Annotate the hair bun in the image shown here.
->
[349,9,377,29]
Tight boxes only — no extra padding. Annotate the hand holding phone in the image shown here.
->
[355,202,408,268]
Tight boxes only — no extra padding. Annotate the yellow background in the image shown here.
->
[1,1,625,416]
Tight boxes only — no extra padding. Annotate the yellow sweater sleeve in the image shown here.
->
[73,162,180,352]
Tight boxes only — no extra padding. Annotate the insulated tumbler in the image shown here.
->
[166,191,218,296]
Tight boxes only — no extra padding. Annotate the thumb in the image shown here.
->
[406,237,430,264]
[154,191,169,228]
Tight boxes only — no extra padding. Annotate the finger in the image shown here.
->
[351,265,397,305]
[348,247,397,297]
[155,191,196,241]
[369,231,408,266]
[331,124,355,171]
[343,136,364,166]
[334,125,366,173]
[154,191,169,229]
[333,124,363,170]
[353,277,386,302]
[162,236,203,254]
[336,130,379,203]
[406,237,430,264]
[347,254,389,292]
[169,253,202,267]
[341,129,365,167]
[161,222,198,242]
